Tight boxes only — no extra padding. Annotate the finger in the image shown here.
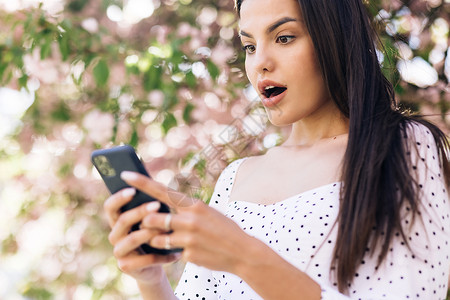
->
[113,228,161,258]
[141,212,172,231]
[141,201,208,232]
[104,188,136,228]
[109,201,161,245]
[150,232,187,250]
[117,252,182,274]
[120,171,198,208]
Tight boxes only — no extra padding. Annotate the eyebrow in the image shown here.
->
[239,17,298,38]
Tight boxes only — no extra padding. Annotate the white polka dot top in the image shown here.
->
[174,123,450,299]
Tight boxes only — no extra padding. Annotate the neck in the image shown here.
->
[282,107,349,147]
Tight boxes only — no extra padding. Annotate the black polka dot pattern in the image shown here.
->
[174,123,450,299]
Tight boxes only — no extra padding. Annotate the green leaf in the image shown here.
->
[181,150,196,166]
[67,0,89,12]
[394,83,405,95]
[40,39,52,59]
[207,60,220,80]
[0,62,8,82]
[23,12,33,32]
[3,68,13,85]
[12,47,25,68]
[182,102,195,124]
[22,286,53,300]
[58,162,73,177]
[85,54,96,66]
[129,128,139,148]
[51,102,71,121]
[162,94,178,111]
[171,50,185,65]
[365,1,380,18]
[58,34,69,61]
[161,113,177,134]
[143,65,163,91]
[185,71,196,88]
[93,59,110,86]
[60,19,73,30]
[1,234,18,254]
[18,74,28,88]
[2,51,13,63]
[194,157,207,179]
[126,65,140,75]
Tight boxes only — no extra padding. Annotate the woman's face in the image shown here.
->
[239,0,333,126]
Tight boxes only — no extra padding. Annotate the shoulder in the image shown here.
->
[215,154,264,184]
[215,157,250,183]
[398,122,449,260]
[403,121,436,146]
[208,157,250,213]
[402,121,443,172]
[401,121,449,217]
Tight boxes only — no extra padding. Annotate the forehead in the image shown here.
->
[239,0,303,29]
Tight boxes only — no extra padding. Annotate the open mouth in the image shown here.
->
[263,86,287,98]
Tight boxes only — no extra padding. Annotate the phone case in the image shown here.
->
[91,145,182,255]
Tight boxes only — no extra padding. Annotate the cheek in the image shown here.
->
[244,59,256,85]
[292,53,323,86]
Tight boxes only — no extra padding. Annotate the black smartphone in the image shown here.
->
[91,144,182,255]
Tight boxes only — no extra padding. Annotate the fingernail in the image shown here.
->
[121,171,138,181]
[146,201,160,212]
[122,188,135,197]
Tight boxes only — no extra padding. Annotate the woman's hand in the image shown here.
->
[112,171,321,300]
[120,171,259,275]
[103,187,181,285]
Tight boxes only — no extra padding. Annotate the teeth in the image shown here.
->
[265,86,275,90]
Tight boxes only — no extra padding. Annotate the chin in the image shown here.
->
[267,116,295,127]
[265,109,297,127]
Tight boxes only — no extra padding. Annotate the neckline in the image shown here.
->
[229,181,341,207]
[227,157,341,207]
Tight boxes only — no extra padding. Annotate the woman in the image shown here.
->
[103,0,450,298]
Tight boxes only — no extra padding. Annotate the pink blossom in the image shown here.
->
[177,22,192,38]
[211,42,235,67]
[148,90,165,107]
[82,110,114,144]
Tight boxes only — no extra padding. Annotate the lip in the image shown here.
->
[257,79,287,108]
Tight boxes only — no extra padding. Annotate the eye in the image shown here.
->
[276,35,295,44]
[242,44,256,54]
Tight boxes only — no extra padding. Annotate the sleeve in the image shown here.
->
[323,123,450,299]
[399,123,450,298]
[208,158,247,214]
[174,158,245,299]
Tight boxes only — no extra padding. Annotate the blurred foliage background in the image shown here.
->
[0,0,449,299]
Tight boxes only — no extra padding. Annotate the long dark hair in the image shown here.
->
[235,0,450,293]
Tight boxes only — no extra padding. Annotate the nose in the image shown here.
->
[251,44,275,74]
